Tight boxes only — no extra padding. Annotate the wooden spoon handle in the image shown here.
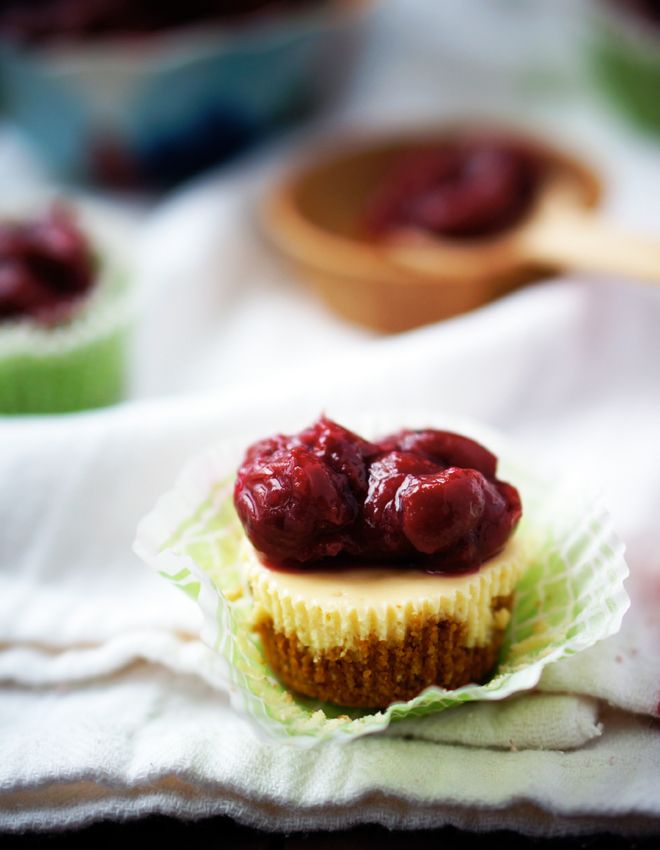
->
[520,209,660,284]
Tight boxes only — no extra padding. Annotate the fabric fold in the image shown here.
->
[1,668,658,834]
[0,631,225,690]
[386,693,603,751]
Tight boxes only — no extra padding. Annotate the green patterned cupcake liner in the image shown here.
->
[134,413,630,746]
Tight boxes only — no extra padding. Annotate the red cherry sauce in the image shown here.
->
[233,416,522,575]
[0,205,95,325]
[362,135,541,241]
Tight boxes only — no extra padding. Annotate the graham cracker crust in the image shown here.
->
[257,594,513,708]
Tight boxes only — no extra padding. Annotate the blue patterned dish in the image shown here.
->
[0,1,372,188]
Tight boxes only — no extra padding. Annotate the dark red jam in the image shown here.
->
[233,416,522,574]
[607,0,660,27]
[362,135,541,241]
[0,1,322,44]
[0,205,95,325]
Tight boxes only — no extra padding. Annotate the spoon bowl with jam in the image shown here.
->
[264,126,660,332]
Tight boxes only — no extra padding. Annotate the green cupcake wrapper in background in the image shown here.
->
[0,269,133,415]
[589,3,660,134]
[0,326,128,414]
[135,413,630,747]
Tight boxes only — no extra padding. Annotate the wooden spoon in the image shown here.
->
[384,169,660,285]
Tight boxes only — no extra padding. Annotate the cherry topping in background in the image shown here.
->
[234,416,522,573]
[0,205,95,324]
[362,136,541,240]
[0,0,323,44]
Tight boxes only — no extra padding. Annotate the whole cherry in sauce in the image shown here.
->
[233,416,522,574]
[362,135,541,240]
[0,205,95,324]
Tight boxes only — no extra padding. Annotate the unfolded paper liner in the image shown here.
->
[134,412,630,747]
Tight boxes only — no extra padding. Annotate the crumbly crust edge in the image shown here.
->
[256,593,513,708]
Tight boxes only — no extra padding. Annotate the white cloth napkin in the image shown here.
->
[2,274,660,835]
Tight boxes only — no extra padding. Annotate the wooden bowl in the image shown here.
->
[263,128,602,333]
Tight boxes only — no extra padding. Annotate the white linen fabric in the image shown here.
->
[1,274,660,835]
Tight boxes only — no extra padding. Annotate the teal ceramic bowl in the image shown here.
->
[0,1,372,188]
[588,0,660,135]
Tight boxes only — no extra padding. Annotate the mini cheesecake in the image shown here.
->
[0,204,129,413]
[234,416,524,708]
[244,535,526,708]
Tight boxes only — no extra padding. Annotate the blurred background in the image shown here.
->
[1,0,660,410]
[3,4,660,835]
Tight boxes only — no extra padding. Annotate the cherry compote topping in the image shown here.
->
[363,135,541,240]
[0,205,95,325]
[234,416,522,574]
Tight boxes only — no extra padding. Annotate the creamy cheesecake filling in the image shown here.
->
[243,534,527,653]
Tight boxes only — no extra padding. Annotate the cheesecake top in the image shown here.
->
[245,534,527,651]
